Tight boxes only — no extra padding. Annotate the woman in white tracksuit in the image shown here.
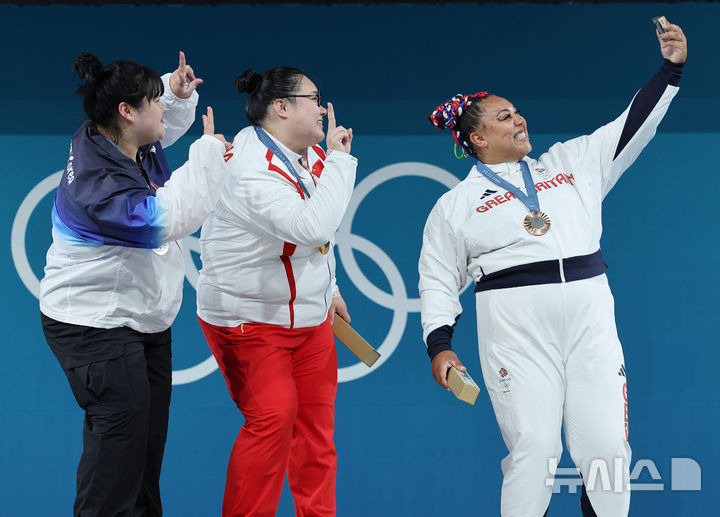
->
[419,20,687,517]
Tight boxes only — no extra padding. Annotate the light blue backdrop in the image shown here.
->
[1,2,717,516]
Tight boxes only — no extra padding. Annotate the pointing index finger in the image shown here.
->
[327,102,336,132]
[203,106,214,134]
[178,50,186,70]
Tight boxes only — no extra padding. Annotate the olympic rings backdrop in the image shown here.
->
[1,2,718,516]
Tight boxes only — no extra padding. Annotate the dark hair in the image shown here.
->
[454,100,488,155]
[235,67,306,125]
[428,92,491,156]
[74,52,164,137]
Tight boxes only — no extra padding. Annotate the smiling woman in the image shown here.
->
[420,18,688,517]
[38,51,229,517]
[432,91,532,164]
[466,96,533,164]
[195,66,357,517]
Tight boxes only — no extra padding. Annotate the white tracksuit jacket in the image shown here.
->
[420,66,679,343]
[196,126,357,329]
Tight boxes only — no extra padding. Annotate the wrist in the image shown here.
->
[429,343,453,361]
[171,81,192,99]
[661,58,684,86]
[426,323,455,359]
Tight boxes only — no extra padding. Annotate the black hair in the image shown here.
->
[235,67,306,125]
[455,99,489,155]
[74,52,164,138]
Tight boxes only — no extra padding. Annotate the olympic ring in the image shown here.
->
[172,234,220,386]
[12,162,464,385]
[11,170,64,299]
[335,162,463,382]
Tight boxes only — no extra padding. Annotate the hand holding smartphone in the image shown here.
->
[652,15,674,41]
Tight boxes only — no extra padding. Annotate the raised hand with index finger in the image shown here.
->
[325,102,353,154]
[170,50,204,99]
[202,106,231,150]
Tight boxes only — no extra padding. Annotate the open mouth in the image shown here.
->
[514,130,528,141]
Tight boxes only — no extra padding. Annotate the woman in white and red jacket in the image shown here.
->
[196,67,357,517]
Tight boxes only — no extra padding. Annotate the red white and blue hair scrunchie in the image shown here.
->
[428,91,489,158]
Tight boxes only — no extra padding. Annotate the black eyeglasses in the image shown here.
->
[285,93,322,107]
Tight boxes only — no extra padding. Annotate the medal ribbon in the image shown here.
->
[254,126,311,199]
[255,126,331,252]
[475,160,540,213]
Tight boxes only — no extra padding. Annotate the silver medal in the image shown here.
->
[152,242,169,255]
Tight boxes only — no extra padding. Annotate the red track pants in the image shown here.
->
[199,317,338,517]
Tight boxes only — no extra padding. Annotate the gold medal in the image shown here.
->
[523,211,551,236]
[318,242,330,254]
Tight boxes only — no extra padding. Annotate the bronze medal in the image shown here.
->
[523,211,551,236]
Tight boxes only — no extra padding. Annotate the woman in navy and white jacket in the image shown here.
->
[40,51,228,516]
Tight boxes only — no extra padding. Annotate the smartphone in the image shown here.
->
[652,16,668,36]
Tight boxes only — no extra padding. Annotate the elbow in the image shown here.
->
[293,226,337,247]
[288,212,345,247]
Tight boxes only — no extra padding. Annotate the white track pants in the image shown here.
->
[475,275,630,517]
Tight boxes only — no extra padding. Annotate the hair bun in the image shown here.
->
[428,92,489,130]
[428,104,449,130]
[235,69,262,94]
[74,52,103,84]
